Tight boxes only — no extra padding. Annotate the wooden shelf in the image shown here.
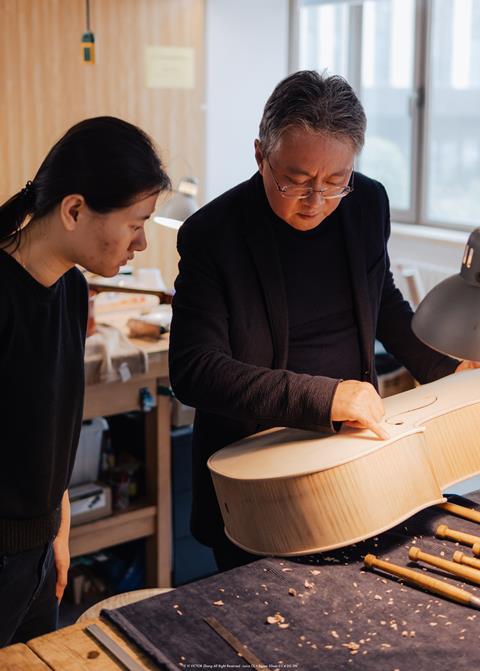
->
[69,502,156,558]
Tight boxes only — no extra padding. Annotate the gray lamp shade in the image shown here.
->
[412,228,480,360]
[153,177,199,230]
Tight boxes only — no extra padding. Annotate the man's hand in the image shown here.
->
[455,360,480,373]
[52,533,70,603]
[331,380,389,440]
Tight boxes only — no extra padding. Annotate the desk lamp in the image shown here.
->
[153,177,199,230]
[412,229,480,360]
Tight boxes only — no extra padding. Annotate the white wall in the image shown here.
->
[204,0,290,202]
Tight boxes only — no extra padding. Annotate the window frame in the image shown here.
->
[290,0,477,232]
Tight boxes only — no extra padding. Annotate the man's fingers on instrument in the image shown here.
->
[352,408,389,439]
[343,417,389,440]
[366,419,390,440]
[370,401,385,423]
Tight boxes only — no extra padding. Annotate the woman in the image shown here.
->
[0,116,170,646]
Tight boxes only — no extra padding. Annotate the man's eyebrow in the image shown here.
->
[284,165,351,178]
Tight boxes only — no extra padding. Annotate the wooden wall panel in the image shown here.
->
[0,0,204,286]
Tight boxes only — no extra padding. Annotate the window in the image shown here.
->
[293,0,480,230]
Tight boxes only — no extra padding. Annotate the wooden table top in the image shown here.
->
[0,618,158,670]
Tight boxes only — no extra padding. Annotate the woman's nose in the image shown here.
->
[133,229,147,252]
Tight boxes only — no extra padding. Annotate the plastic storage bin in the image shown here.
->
[70,417,109,487]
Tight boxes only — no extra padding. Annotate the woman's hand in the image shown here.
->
[53,490,71,603]
[53,532,70,603]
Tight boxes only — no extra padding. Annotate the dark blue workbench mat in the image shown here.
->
[102,492,480,671]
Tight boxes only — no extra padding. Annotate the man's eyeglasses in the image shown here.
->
[267,159,354,200]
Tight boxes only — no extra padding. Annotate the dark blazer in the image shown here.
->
[169,172,457,547]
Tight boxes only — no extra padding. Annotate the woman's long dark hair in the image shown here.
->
[0,116,171,247]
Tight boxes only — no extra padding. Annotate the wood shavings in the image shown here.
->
[213,600,224,606]
[331,630,340,639]
[288,588,297,597]
[380,643,391,649]
[266,612,285,625]
[374,594,382,600]
[310,569,321,576]
[324,645,333,650]
[342,642,360,651]
[304,579,315,589]
[176,610,183,616]
[278,623,290,629]
[429,622,438,627]
[282,568,293,572]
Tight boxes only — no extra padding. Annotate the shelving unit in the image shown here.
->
[73,336,172,587]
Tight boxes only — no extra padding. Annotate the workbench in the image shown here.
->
[4,493,480,669]
[0,617,157,671]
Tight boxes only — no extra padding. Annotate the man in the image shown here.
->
[169,71,470,571]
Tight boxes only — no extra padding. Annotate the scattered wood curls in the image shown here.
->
[266,612,289,628]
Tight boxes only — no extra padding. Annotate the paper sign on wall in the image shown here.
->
[145,46,195,89]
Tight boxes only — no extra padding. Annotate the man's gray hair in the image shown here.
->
[259,70,366,156]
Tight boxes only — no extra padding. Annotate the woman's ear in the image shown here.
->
[60,195,85,231]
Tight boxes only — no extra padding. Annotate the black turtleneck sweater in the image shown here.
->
[0,250,88,553]
[271,207,362,381]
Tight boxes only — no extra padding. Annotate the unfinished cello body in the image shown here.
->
[208,369,480,556]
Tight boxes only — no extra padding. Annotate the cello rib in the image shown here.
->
[209,369,480,556]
